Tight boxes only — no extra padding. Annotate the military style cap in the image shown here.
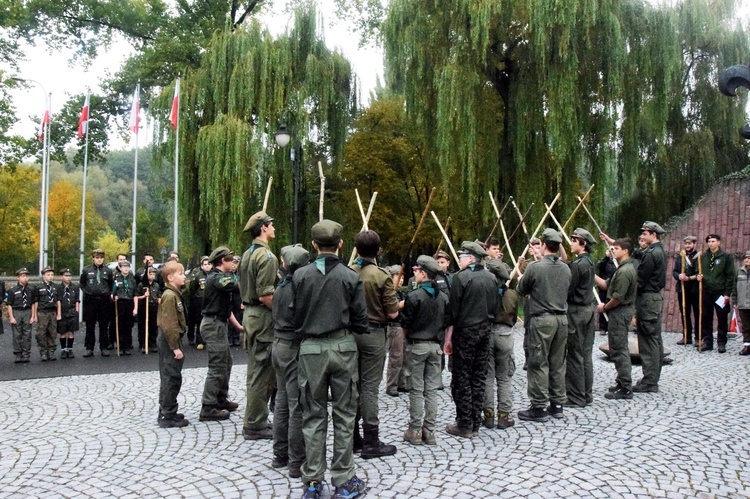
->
[208,246,234,264]
[540,228,562,244]
[683,235,697,243]
[147,265,158,274]
[386,264,403,276]
[744,251,750,259]
[571,228,596,246]
[486,259,510,281]
[60,268,72,276]
[16,268,29,276]
[641,221,665,235]
[529,237,541,245]
[281,244,310,273]
[200,255,210,263]
[232,255,241,263]
[459,241,488,258]
[118,260,131,267]
[243,211,273,233]
[312,219,343,246]
[413,255,441,278]
[41,266,55,274]
[434,249,451,261]
[91,248,105,256]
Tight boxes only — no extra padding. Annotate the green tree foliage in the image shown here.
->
[0,165,40,270]
[0,77,28,167]
[150,4,355,251]
[384,0,750,244]
[94,229,130,260]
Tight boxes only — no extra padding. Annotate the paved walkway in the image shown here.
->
[1,327,749,498]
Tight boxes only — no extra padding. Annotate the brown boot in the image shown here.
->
[403,428,423,445]
[482,408,495,429]
[496,411,516,429]
[421,427,436,445]
[445,423,473,439]
[740,345,750,356]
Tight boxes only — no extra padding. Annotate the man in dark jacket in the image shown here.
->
[698,234,736,352]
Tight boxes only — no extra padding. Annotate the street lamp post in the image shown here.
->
[12,77,51,273]
[274,121,302,244]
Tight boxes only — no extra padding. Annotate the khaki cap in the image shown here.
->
[311,220,343,246]
[459,241,488,258]
[540,228,562,244]
[641,221,666,235]
[571,228,596,245]
[243,211,273,233]
[434,250,451,261]
[683,235,697,243]
[91,248,105,256]
[208,246,234,264]
[413,255,441,278]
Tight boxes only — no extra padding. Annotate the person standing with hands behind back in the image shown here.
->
[697,234,735,353]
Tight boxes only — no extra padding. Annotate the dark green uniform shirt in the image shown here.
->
[567,253,595,306]
[273,269,300,341]
[351,257,400,324]
[637,242,667,294]
[607,258,637,305]
[158,284,187,350]
[292,255,368,337]
[7,284,34,309]
[517,255,571,317]
[188,268,209,300]
[400,283,450,341]
[112,273,137,300]
[80,263,113,296]
[492,286,520,327]
[239,238,279,305]
[202,269,238,320]
[57,283,79,317]
[449,263,497,327]
[36,281,59,311]
[700,248,736,295]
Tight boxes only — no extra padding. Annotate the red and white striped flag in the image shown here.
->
[169,78,180,129]
[128,85,140,134]
[77,94,90,138]
[38,108,50,142]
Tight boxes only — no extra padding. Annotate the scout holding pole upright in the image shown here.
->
[680,251,688,345]
[561,184,595,232]
[145,289,150,355]
[698,252,703,352]
[262,177,273,213]
[318,161,325,222]
[347,192,378,266]
[484,194,513,245]
[399,187,437,275]
[431,211,460,263]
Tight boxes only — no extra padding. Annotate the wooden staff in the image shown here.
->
[548,204,607,321]
[501,203,535,254]
[698,251,703,352]
[115,299,120,356]
[399,188,437,272]
[318,162,325,222]
[680,251,687,345]
[145,290,150,355]
[347,192,378,266]
[431,211,460,263]
[561,184,595,232]
[436,216,452,253]
[484,194,513,245]
[262,176,273,213]
[499,218,517,269]
[577,196,618,268]
[355,189,368,230]
[506,193,561,285]
[512,199,530,240]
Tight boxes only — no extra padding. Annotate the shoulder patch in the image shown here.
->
[267,250,274,260]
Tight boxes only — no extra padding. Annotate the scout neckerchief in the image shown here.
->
[418,281,436,297]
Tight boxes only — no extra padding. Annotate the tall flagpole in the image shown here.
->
[38,107,47,274]
[173,77,180,253]
[130,83,140,264]
[78,91,90,281]
[43,92,52,268]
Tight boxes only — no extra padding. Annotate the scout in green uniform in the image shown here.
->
[199,246,240,422]
[36,266,59,361]
[385,265,408,397]
[135,266,160,353]
[187,257,211,348]
[157,261,189,428]
[350,230,401,458]
[293,220,368,499]
[516,229,571,422]
[112,260,138,355]
[483,259,520,429]
[444,241,497,438]
[80,248,114,357]
[56,269,80,359]
[401,256,450,446]
[698,233,736,352]
[8,268,34,363]
[271,244,309,478]
[564,228,597,408]
[239,210,279,440]
[673,236,700,345]
[596,238,638,399]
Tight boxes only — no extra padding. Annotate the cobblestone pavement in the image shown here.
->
[1,326,749,498]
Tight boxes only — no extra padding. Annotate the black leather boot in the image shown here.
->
[360,423,397,459]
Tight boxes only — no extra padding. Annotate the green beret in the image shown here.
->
[571,228,596,246]
[312,219,343,246]
[243,210,273,233]
[540,228,562,244]
[413,255,441,278]
[486,259,510,281]
[281,244,309,273]
[460,241,488,258]
[208,245,234,264]
[641,221,665,235]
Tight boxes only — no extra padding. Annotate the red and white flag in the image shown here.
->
[169,78,180,129]
[128,85,140,134]
[77,94,90,138]
[38,108,50,142]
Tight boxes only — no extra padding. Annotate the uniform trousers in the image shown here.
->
[243,305,274,430]
[483,324,515,414]
[565,304,595,406]
[157,330,184,416]
[114,299,135,350]
[526,314,568,408]
[200,316,233,406]
[700,290,730,347]
[272,338,305,468]
[676,286,700,342]
[83,295,110,351]
[451,321,491,430]
[298,331,358,487]
[11,308,32,355]
[607,306,633,390]
[137,300,158,350]
[635,292,663,388]
[354,326,387,427]
[407,341,442,431]
[386,323,408,392]
[36,309,58,355]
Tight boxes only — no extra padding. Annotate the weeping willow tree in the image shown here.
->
[384,0,749,241]
[152,3,355,252]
